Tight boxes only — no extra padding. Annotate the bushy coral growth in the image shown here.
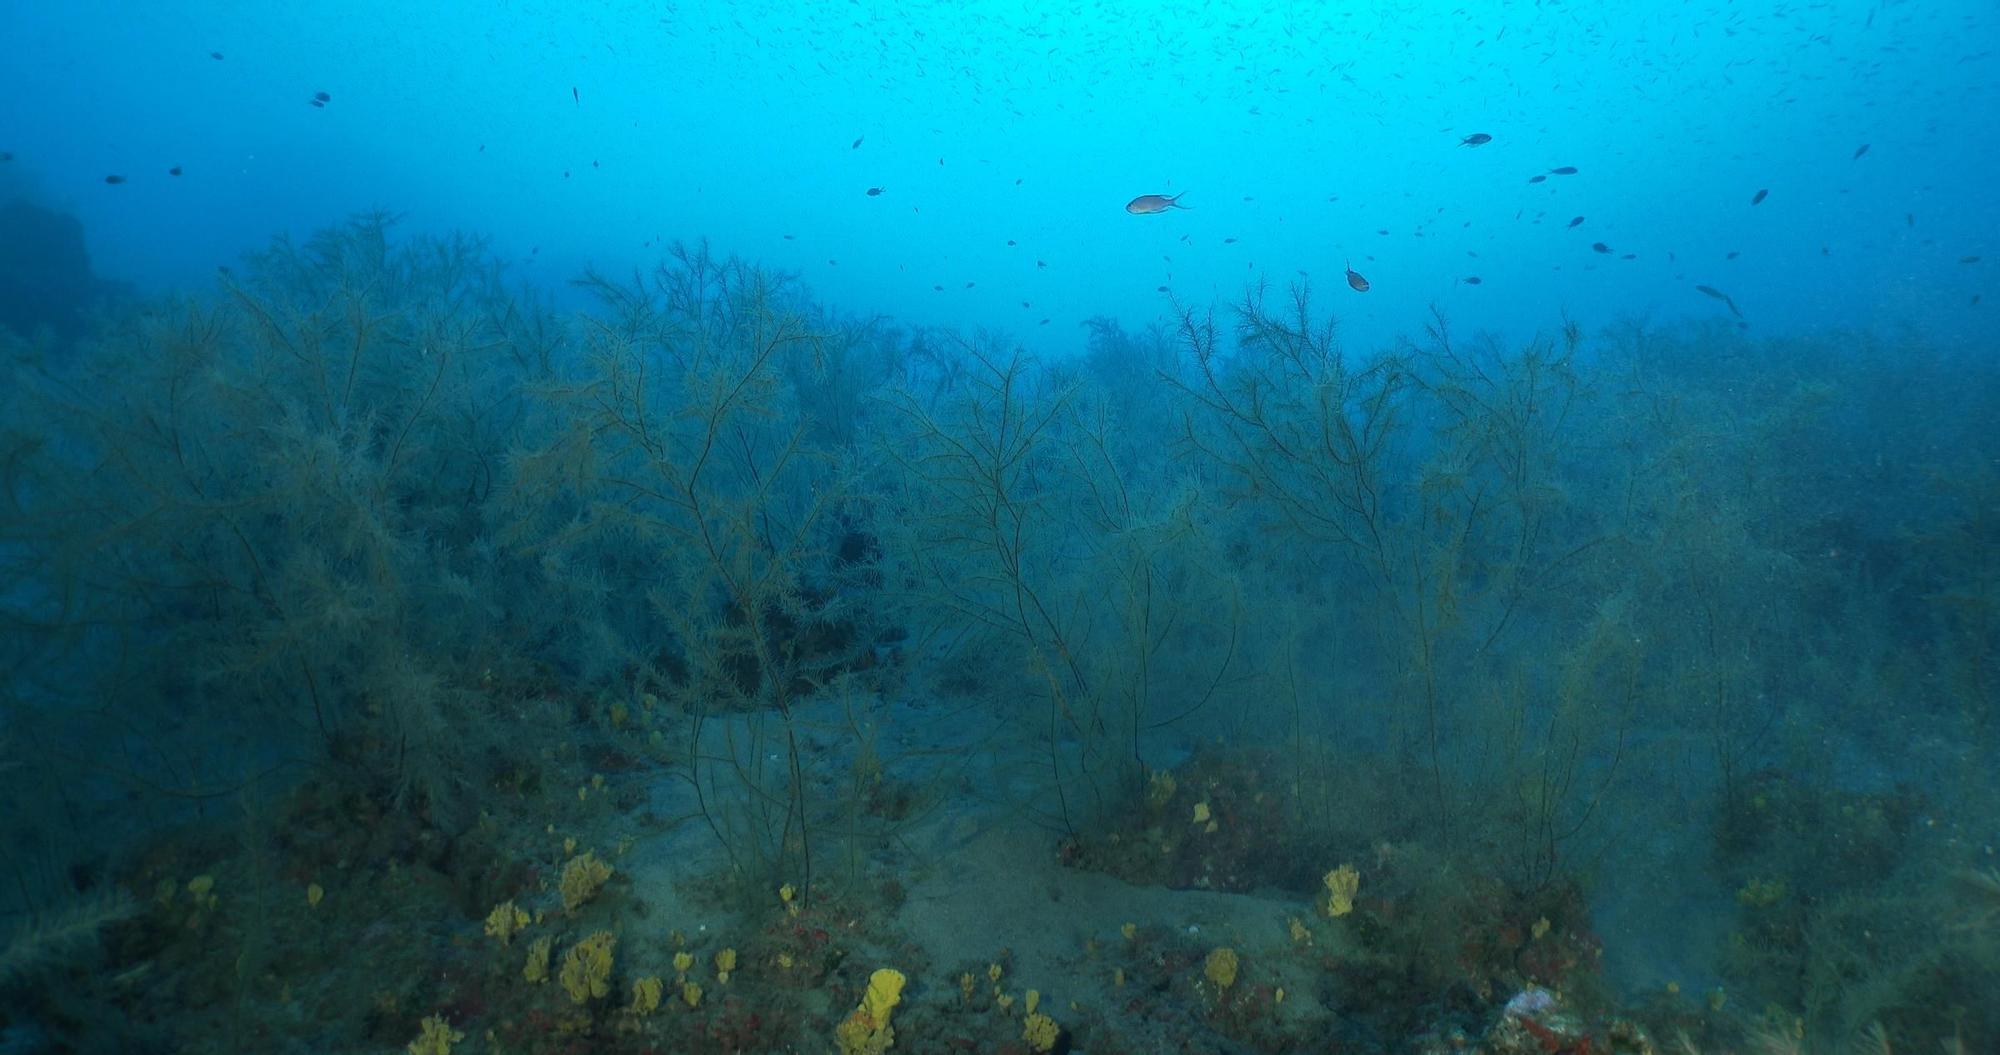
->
[2,217,1997,1055]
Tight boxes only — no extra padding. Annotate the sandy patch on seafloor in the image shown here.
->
[891,812,1324,1010]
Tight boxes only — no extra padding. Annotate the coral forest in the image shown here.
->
[1,215,1996,1054]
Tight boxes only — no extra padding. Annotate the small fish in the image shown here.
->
[1961,256,1982,264]
[1006,239,1016,246]
[1460,133,1493,146]
[1727,250,1740,260]
[209,51,224,60]
[571,86,579,105]
[782,234,795,240]
[1038,318,1050,325]
[1548,166,1578,175]
[1036,260,1047,269]
[1591,242,1611,253]
[314,91,331,102]
[309,99,324,108]
[0,151,12,162]
[1695,284,1745,319]
[168,165,182,176]
[1527,174,1547,184]
[104,174,126,184]
[1567,216,1584,228]
[851,136,863,149]
[1223,237,1238,244]
[1464,276,1482,285]
[1751,188,1768,205]
[1125,192,1190,214]
[1344,261,1370,292]
[865,186,884,196]
[933,284,944,291]
[964,281,975,288]
[1852,143,1869,159]
[1156,285,1169,292]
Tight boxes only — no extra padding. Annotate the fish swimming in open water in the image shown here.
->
[1695,284,1744,319]
[1345,261,1370,292]
[1125,192,1190,214]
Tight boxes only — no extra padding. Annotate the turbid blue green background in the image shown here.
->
[2,0,1992,350]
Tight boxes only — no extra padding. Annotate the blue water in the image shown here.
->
[4,2,1992,349]
[3,3,1998,1054]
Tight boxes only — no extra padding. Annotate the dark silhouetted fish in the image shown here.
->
[1527,174,1547,183]
[314,91,330,102]
[1852,143,1869,159]
[1549,166,1578,175]
[209,51,223,60]
[1695,284,1744,318]
[851,136,863,149]
[1961,256,1981,264]
[1591,242,1611,253]
[0,152,13,162]
[1345,261,1370,292]
[1464,276,1482,284]
[103,174,126,184]
[1568,216,1584,228]
[865,187,883,196]
[1751,188,1768,205]
[169,165,182,176]
[1126,192,1190,214]
[1460,133,1492,146]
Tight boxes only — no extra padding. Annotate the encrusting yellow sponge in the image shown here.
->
[835,967,907,1055]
